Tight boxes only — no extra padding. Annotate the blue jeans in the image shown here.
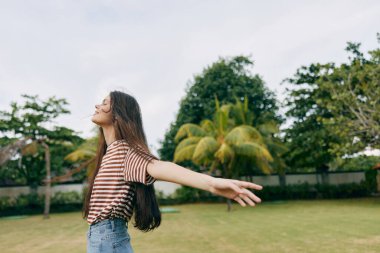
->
[87,218,133,253]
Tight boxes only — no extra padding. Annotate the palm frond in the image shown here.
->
[174,123,207,143]
[225,125,263,146]
[173,144,197,163]
[235,142,273,162]
[200,119,216,135]
[254,157,272,174]
[214,110,228,136]
[175,136,202,154]
[214,143,235,164]
[214,94,220,111]
[232,96,245,124]
[193,136,219,165]
[64,137,97,161]
[220,104,232,116]
[64,149,96,161]
[230,95,254,125]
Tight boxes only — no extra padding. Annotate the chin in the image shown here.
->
[91,116,100,125]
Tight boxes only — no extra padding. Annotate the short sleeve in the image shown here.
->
[123,148,157,185]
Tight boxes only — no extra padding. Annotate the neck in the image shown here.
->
[102,125,116,146]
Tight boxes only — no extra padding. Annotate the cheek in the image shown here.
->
[99,112,113,122]
[105,113,113,122]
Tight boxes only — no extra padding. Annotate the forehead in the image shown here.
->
[102,95,111,102]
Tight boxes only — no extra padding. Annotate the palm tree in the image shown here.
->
[63,136,97,180]
[257,121,288,186]
[173,95,273,211]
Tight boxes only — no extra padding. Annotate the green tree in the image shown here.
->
[284,62,341,175]
[0,94,83,218]
[173,96,273,211]
[283,35,380,175]
[158,56,282,170]
[317,39,380,153]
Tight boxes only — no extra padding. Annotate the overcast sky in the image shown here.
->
[0,0,379,156]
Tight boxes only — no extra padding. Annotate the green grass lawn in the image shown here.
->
[0,198,379,253]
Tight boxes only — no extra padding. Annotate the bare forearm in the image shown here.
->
[147,160,213,192]
[147,160,264,207]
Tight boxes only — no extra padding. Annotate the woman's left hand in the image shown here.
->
[209,178,263,207]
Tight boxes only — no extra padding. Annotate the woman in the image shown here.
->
[85,90,263,253]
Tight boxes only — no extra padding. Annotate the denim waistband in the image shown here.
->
[89,218,127,230]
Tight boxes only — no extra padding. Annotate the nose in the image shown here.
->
[95,104,99,109]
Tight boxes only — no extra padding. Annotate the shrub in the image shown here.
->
[51,191,82,205]
[167,181,372,204]
[364,169,378,192]
[0,196,12,211]
[0,190,83,216]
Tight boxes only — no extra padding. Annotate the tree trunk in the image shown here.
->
[321,171,329,185]
[226,199,232,212]
[41,142,51,219]
[279,173,286,187]
[317,164,329,185]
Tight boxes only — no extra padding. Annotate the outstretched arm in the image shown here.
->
[147,160,263,207]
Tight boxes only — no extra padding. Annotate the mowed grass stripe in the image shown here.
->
[0,198,379,253]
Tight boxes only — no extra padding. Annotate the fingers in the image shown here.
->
[234,194,257,207]
[234,191,260,206]
[216,179,263,207]
[231,179,263,190]
[233,196,246,207]
[232,188,262,207]
[240,194,256,206]
[229,181,244,194]
[227,179,263,206]
[241,188,261,203]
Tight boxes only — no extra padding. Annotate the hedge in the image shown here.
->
[0,180,375,217]
[0,191,83,216]
[162,180,373,204]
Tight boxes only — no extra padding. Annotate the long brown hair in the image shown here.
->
[83,90,161,232]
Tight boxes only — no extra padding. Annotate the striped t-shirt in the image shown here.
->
[87,139,157,225]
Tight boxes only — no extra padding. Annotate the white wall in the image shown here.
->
[0,171,366,199]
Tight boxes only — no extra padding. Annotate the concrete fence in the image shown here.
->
[0,171,366,199]
[0,181,182,199]
[240,171,365,186]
